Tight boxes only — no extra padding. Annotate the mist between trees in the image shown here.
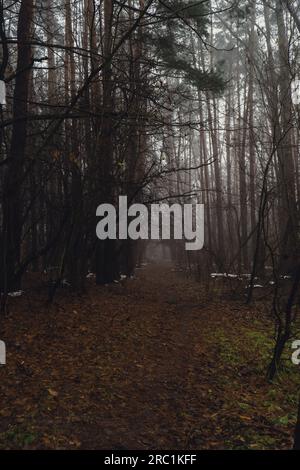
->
[1,0,300,451]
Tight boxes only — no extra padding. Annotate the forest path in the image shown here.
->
[0,263,294,449]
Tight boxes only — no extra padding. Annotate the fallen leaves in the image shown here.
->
[0,264,297,450]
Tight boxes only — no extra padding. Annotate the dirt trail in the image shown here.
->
[0,263,294,449]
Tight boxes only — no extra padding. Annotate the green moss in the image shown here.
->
[206,318,300,449]
[0,425,38,449]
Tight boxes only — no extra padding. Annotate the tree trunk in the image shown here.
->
[96,0,118,284]
[0,0,34,292]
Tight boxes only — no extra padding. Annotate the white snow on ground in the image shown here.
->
[8,291,23,297]
[210,273,260,281]
[210,273,293,284]
[211,273,245,279]
[210,273,234,278]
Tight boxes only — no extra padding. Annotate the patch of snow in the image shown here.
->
[245,284,263,289]
[210,273,238,279]
[211,273,260,282]
[8,291,23,297]
[86,272,95,278]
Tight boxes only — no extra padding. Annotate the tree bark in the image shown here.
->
[0,0,34,292]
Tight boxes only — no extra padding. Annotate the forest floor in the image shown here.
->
[0,262,299,450]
